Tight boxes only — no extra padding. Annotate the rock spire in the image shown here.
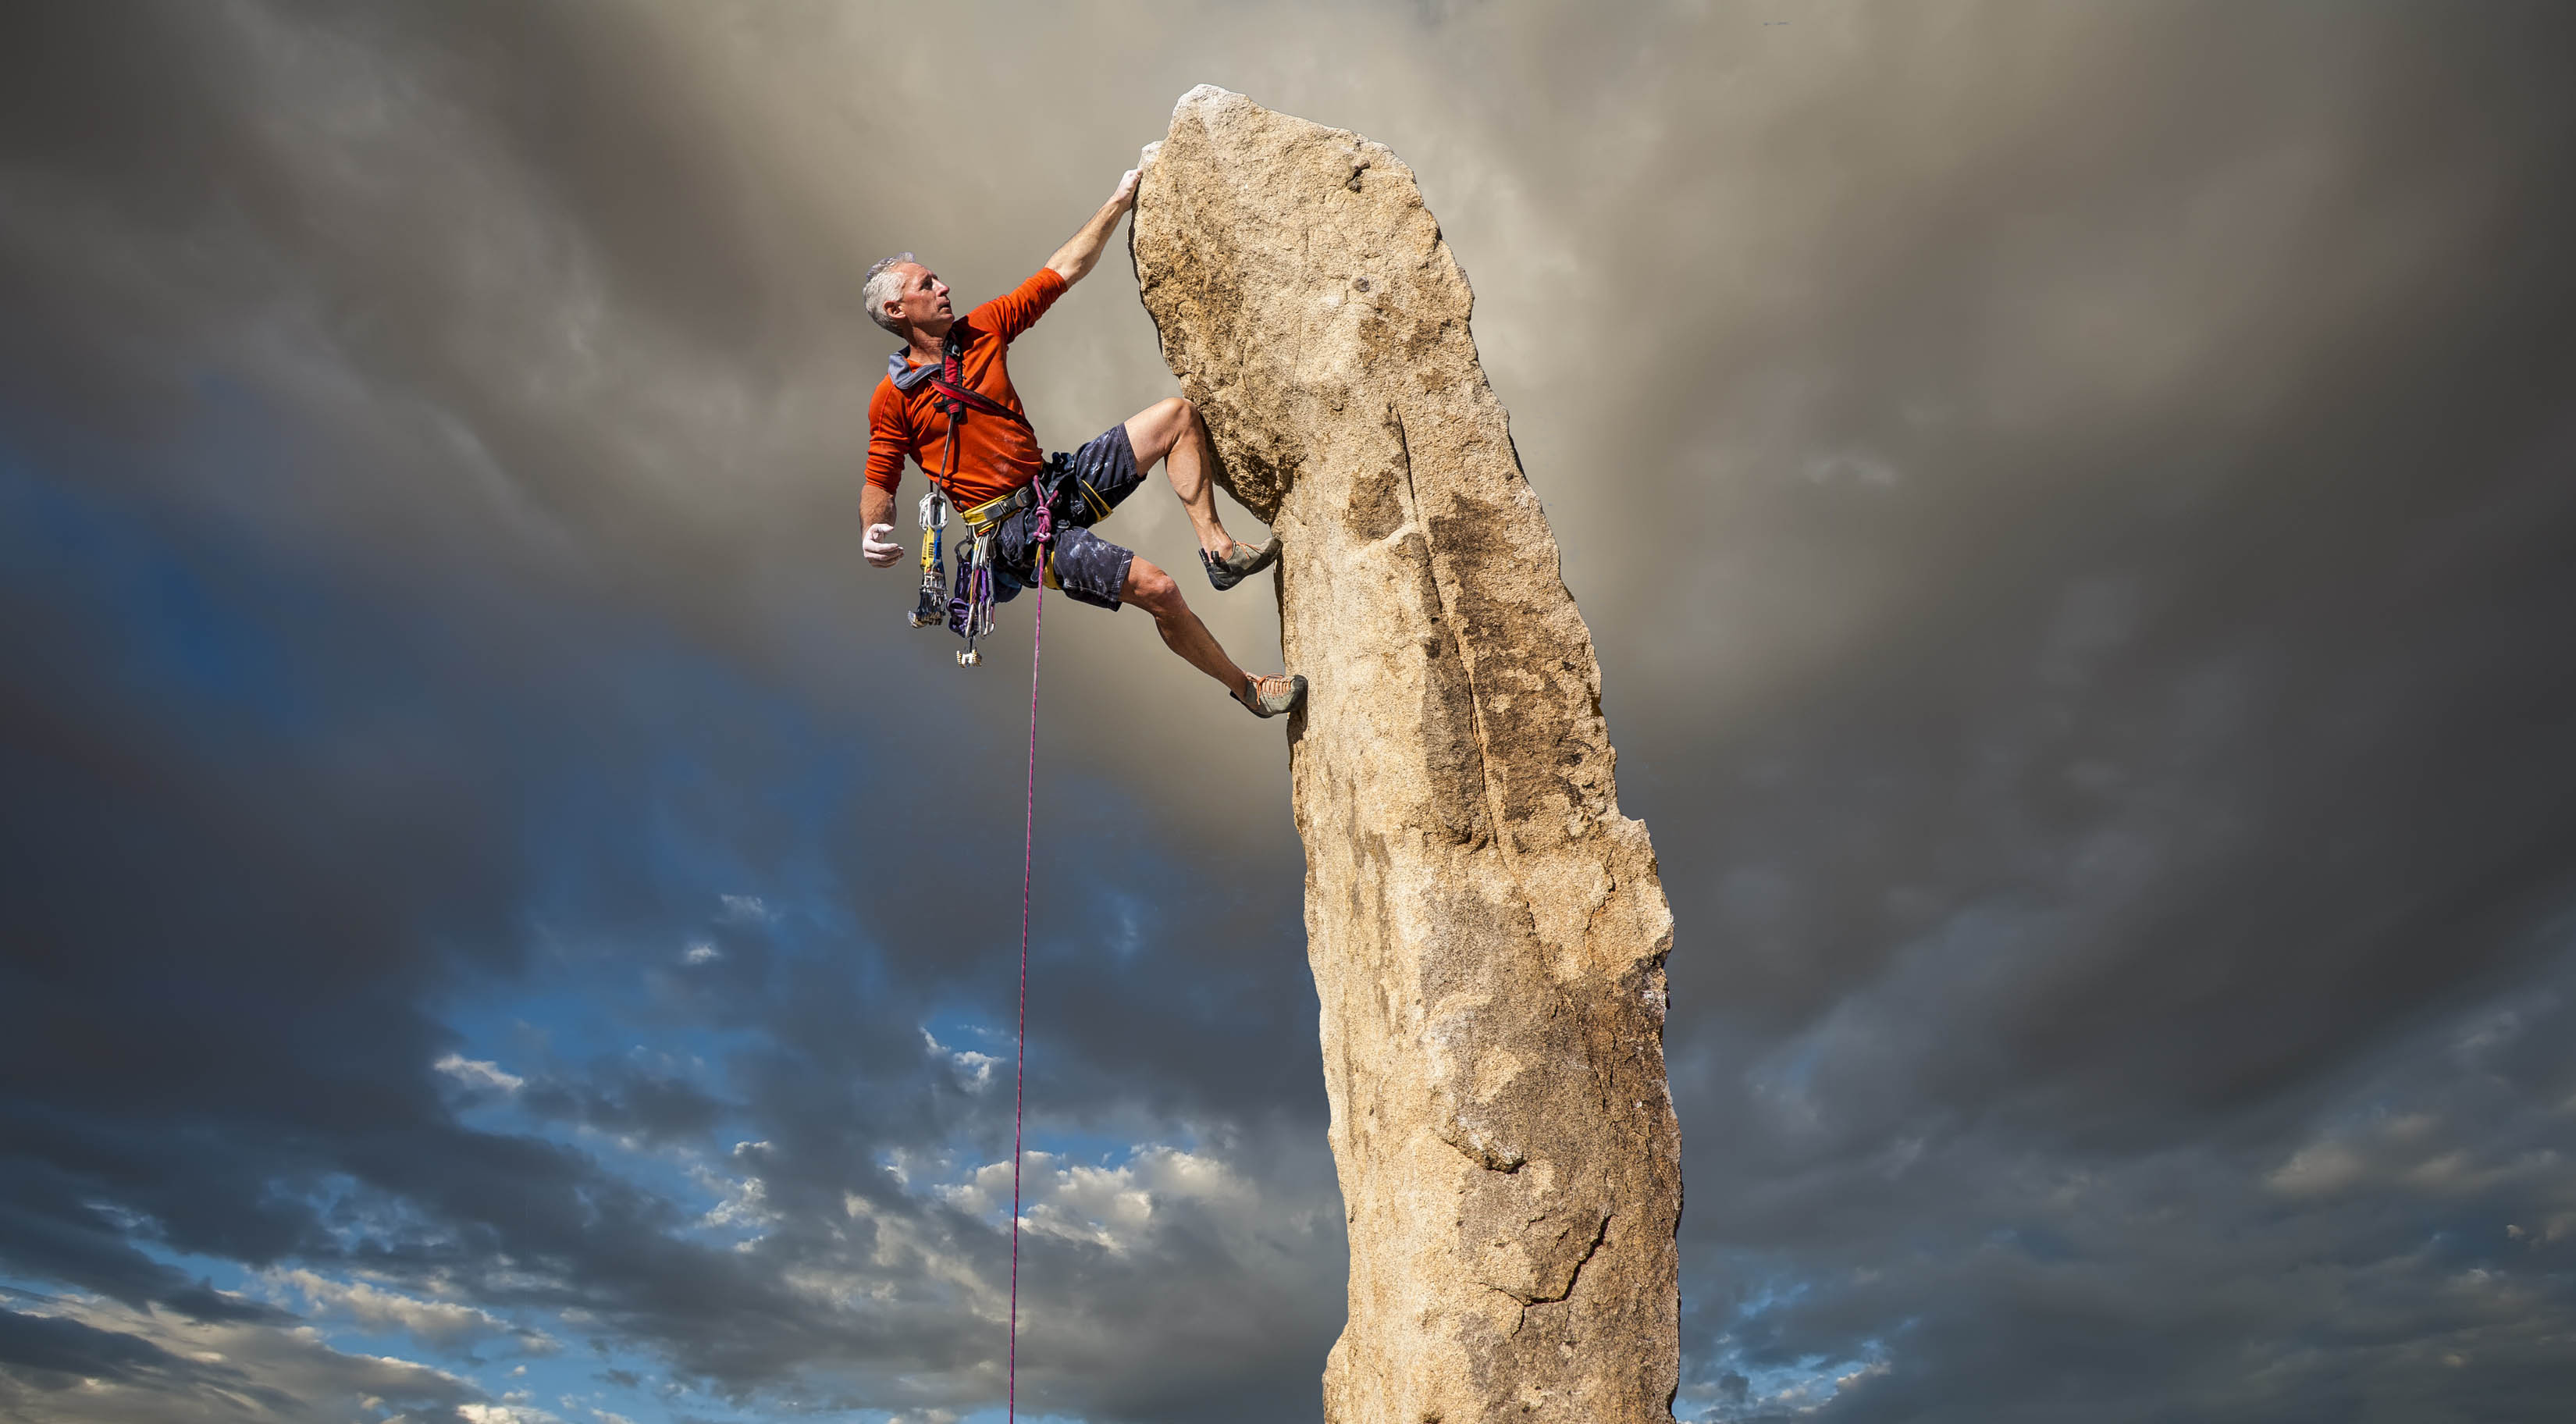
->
[1131,87,1681,1422]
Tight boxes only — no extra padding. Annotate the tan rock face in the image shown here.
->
[1132,87,1681,1423]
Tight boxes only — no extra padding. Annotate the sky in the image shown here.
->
[3,2,2574,1422]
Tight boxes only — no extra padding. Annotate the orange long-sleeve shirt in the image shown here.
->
[865,267,1066,509]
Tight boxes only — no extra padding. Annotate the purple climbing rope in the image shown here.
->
[1008,504,1051,1424]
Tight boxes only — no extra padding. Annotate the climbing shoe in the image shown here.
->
[1233,672,1308,719]
[1201,535,1282,591]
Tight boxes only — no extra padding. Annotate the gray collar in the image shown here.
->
[886,328,966,390]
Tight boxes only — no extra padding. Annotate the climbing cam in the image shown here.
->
[909,488,950,629]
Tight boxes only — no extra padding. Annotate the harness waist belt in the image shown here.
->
[955,452,1112,536]
[959,482,1037,534]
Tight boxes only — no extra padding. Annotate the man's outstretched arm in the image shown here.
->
[1045,167,1140,287]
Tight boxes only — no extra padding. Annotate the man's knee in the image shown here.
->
[1123,559,1179,614]
[1133,397,1204,472]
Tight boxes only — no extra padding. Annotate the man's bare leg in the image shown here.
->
[1120,555,1293,704]
[1123,397,1251,561]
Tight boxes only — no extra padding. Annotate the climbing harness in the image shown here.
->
[958,482,1038,532]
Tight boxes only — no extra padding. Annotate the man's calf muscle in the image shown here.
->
[1122,397,1195,469]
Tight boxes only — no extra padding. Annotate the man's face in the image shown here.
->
[888,262,953,339]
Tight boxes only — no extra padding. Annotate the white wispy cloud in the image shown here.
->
[458,1404,568,1424]
[432,1053,525,1094]
[934,1145,1260,1255]
[920,1027,999,1091]
[275,1269,557,1355]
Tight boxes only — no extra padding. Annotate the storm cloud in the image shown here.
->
[3,2,2573,1422]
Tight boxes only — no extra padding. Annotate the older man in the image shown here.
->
[859,168,1304,718]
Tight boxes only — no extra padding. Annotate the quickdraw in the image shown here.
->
[952,525,998,666]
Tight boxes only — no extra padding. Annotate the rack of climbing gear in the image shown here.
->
[952,525,998,665]
[903,337,1071,670]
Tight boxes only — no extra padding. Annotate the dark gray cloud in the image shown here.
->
[2,2,2574,1422]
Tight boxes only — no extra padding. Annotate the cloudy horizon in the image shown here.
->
[5,2,2575,1422]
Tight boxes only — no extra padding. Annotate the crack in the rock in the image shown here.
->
[1392,403,1512,862]
[1440,1123,1525,1173]
[1493,1211,1613,1312]
[1532,1211,1611,1308]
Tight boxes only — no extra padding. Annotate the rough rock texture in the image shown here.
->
[1132,87,1681,1423]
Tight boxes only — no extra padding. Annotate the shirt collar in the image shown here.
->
[887,326,967,390]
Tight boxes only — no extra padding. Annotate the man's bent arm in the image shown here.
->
[861,481,903,567]
[1044,169,1140,287]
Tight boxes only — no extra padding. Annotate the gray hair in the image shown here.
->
[863,252,917,334]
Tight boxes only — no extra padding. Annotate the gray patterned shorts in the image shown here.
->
[991,422,1147,612]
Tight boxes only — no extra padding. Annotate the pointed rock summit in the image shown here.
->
[1132,87,1681,1422]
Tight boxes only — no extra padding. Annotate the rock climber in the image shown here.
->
[859,166,1307,718]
